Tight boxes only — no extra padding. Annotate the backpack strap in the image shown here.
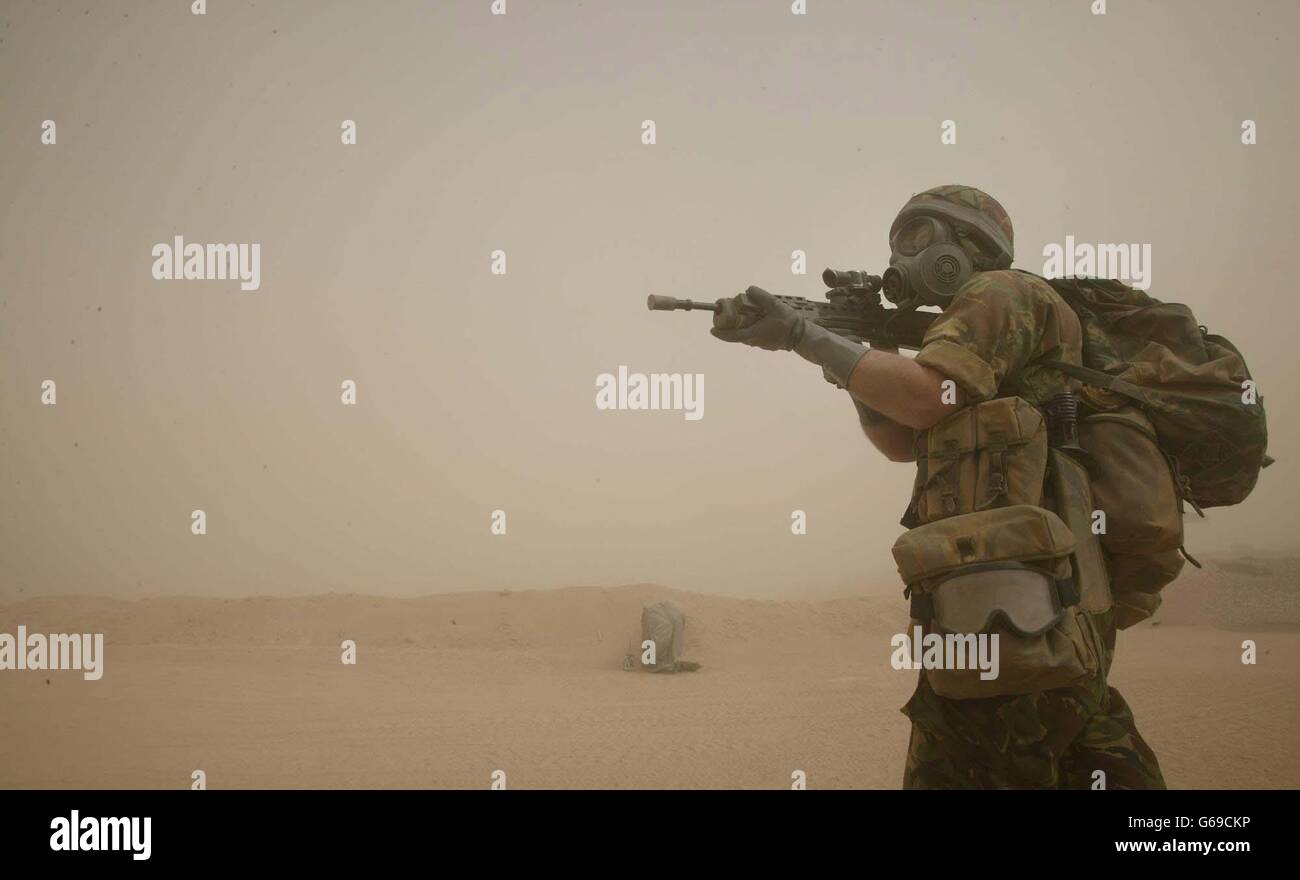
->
[1037,359,1150,407]
[1041,358,1210,523]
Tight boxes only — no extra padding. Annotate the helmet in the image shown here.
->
[882,185,1015,308]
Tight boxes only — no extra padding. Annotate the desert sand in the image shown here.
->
[2,556,1297,789]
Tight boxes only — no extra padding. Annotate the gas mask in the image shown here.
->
[881,214,978,310]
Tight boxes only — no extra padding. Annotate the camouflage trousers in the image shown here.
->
[900,611,1166,789]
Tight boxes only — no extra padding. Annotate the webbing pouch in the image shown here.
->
[1078,407,1186,627]
[1047,448,1114,615]
[893,505,1102,699]
[914,397,1048,524]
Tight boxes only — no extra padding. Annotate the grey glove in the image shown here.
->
[711,286,867,386]
[710,286,802,351]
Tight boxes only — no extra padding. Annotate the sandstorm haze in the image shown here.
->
[1,0,1296,599]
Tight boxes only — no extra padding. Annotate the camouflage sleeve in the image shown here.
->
[913,271,1050,403]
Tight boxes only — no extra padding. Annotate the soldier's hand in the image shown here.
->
[710,290,759,332]
[709,286,806,351]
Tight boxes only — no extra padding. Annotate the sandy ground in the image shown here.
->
[2,560,1298,789]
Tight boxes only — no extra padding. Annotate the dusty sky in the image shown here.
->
[1,0,1296,599]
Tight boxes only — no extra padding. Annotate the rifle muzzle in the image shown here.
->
[646,295,718,312]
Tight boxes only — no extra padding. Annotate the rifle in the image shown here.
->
[646,268,936,351]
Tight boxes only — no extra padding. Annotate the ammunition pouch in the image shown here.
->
[908,396,1048,525]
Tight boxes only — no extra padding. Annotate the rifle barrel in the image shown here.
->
[646,295,720,312]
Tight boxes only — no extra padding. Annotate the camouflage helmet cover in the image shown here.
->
[890,185,1015,268]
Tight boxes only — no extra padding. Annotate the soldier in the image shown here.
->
[708,185,1165,789]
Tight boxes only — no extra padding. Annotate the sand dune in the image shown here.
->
[2,565,1298,789]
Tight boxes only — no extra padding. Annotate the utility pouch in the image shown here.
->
[893,505,1103,699]
[1078,407,1186,627]
[1046,448,1114,615]
[914,397,1048,524]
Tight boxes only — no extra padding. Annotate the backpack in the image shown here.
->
[1037,276,1270,511]
[1031,276,1271,628]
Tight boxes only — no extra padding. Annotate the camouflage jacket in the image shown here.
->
[913,269,1081,409]
[900,270,1083,526]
